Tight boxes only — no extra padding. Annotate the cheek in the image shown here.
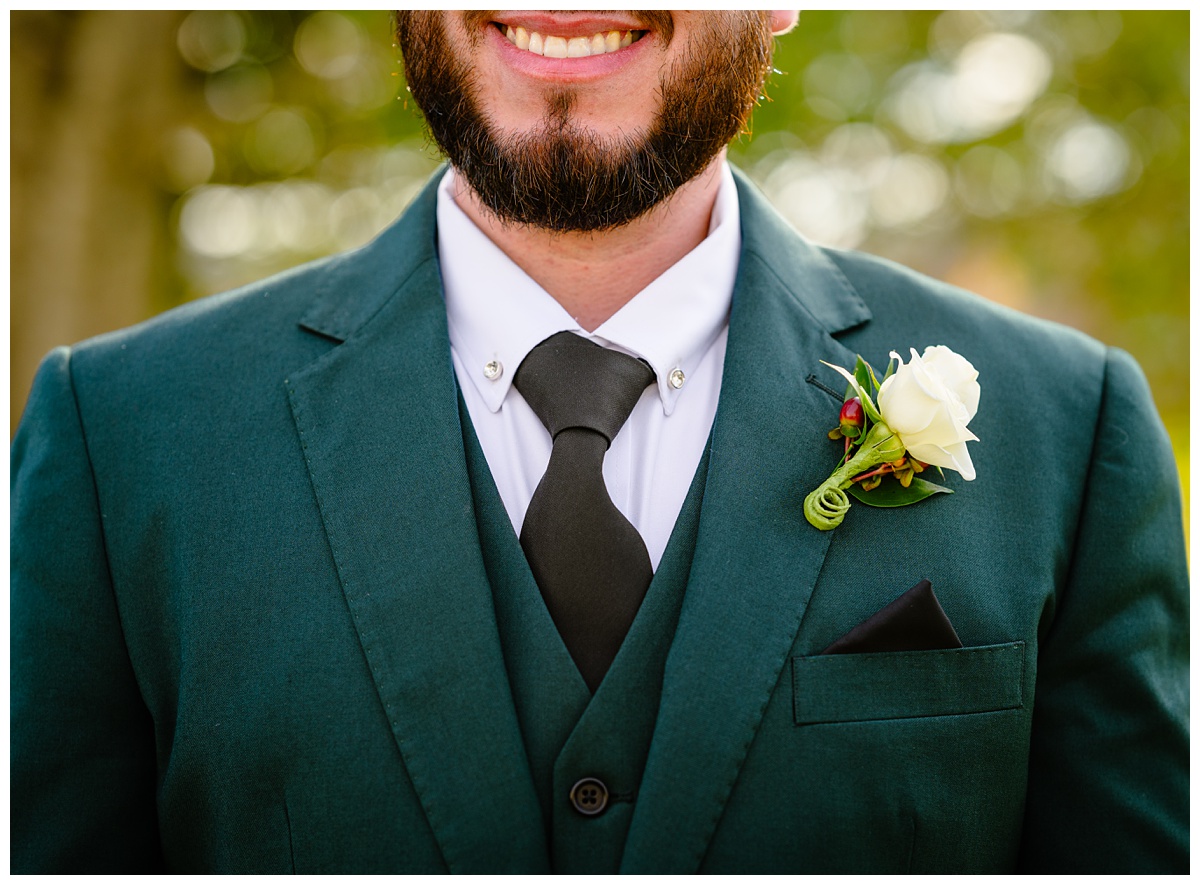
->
[475,80,546,133]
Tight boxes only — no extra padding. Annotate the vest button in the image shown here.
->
[569,777,609,816]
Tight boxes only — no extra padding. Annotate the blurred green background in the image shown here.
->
[10,10,1189,524]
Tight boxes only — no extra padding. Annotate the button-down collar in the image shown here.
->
[437,162,740,417]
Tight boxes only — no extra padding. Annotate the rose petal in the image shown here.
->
[907,349,952,402]
[941,439,976,481]
[907,404,978,448]
[907,439,976,481]
[879,372,940,435]
[922,345,980,419]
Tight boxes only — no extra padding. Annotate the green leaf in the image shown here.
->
[853,356,885,420]
[860,393,883,425]
[853,356,873,397]
[861,398,883,425]
[882,356,896,384]
[847,475,954,508]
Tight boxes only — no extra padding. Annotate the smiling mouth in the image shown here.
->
[495,22,647,58]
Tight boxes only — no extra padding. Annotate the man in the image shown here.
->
[11,10,1187,873]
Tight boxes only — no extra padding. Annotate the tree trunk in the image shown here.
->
[11,10,188,433]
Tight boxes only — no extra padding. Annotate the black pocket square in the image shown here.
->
[821,579,963,655]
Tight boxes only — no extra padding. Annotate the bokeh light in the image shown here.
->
[177,10,245,73]
[295,12,362,78]
[1044,118,1134,203]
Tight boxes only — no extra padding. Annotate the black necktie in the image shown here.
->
[513,331,656,692]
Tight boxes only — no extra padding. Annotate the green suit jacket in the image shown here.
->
[11,169,1188,873]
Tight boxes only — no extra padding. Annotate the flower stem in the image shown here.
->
[804,421,904,530]
[851,463,894,484]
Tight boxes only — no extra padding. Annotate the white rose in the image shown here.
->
[877,346,980,481]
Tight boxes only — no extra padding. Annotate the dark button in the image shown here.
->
[569,777,609,816]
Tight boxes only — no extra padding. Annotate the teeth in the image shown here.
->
[502,26,640,58]
[511,26,529,50]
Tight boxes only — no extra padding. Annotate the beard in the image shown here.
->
[395,11,773,232]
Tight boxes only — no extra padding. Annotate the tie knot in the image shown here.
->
[514,332,655,444]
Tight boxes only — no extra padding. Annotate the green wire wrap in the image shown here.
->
[803,421,905,531]
[804,483,851,530]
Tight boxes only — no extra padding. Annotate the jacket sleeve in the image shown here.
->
[1016,347,1189,872]
[11,347,164,872]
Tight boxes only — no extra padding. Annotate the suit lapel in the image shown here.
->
[285,175,548,872]
[622,171,871,872]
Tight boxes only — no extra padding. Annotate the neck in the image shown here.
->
[452,153,725,332]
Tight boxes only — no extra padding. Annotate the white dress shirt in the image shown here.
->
[437,163,740,569]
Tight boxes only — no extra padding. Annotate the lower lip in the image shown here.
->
[487,23,651,82]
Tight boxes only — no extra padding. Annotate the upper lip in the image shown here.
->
[489,11,648,38]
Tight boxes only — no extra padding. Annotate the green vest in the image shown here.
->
[459,397,709,873]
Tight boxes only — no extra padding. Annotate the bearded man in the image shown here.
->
[11,10,1187,874]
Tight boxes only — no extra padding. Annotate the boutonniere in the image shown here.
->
[805,346,980,531]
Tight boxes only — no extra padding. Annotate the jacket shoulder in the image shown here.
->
[53,256,340,418]
[818,246,1111,398]
[68,170,442,374]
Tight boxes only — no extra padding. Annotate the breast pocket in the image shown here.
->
[791,641,1025,726]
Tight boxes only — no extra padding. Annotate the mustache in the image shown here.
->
[460,10,674,43]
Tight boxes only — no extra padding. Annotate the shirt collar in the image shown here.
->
[437,161,740,416]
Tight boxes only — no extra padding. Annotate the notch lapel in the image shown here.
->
[621,172,871,872]
[284,176,548,872]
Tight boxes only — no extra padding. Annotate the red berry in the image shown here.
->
[839,397,865,437]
